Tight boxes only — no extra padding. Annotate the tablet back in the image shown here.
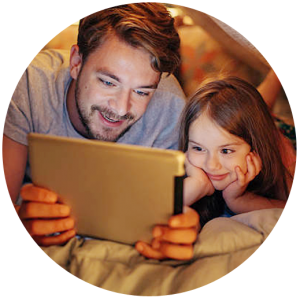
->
[28,133,185,245]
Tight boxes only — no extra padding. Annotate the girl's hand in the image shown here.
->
[183,153,215,205]
[135,206,199,260]
[222,152,262,203]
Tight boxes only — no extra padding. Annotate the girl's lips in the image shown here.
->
[98,111,125,127]
[207,173,229,181]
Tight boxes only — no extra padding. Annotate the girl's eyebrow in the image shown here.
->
[189,139,242,147]
[188,139,202,146]
[219,141,243,147]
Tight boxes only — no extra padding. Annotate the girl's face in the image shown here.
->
[187,113,251,190]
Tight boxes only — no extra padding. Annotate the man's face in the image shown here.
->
[70,35,161,141]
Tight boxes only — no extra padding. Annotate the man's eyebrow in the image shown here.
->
[97,69,120,82]
[97,69,159,89]
[138,83,159,89]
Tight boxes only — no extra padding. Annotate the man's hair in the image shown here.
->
[77,3,181,74]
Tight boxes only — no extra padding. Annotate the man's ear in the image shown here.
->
[70,45,82,80]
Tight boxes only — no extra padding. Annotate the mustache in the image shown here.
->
[91,105,135,121]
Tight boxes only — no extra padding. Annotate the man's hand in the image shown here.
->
[18,184,76,246]
[135,206,199,260]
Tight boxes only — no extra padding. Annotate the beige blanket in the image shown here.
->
[42,208,282,295]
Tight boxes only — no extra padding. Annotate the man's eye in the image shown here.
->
[135,90,149,97]
[100,79,114,87]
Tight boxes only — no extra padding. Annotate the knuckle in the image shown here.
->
[161,244,194,260]
[190,229,198,243]
[35,236,47,246]
[185,246,194,260]
[25,220,39,235]
[58,233,69,243]
[55,218,75,232]
[23,202,35,217]
[160,243,173,257]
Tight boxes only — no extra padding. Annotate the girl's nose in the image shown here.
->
[206,154,222,171]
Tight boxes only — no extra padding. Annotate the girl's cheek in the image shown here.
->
[238,158,248,174]
[188,151,203,168]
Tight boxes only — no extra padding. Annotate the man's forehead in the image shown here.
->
[95,67,160,89]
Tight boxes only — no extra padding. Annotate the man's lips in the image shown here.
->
[98,111,125,127]
[207,173,229,181]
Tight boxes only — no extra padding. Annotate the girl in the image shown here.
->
[179,77,295,215]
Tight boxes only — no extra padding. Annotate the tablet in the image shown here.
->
[28,133,185,245]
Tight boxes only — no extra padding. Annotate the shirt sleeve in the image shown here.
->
[4,70,33,146]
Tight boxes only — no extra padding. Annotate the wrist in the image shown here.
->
[14,203,20,213]
[223,189,246,203]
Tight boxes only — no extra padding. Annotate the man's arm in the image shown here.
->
[257,70,282,110]
[3,134,28,205]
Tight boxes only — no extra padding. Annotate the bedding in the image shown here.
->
[41,208,283,295]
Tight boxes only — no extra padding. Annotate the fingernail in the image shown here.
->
[45,192,57,202]
[64,218,74,229]
[59,205,70,215]
[152,227,162,238]
[170,218,180,227]
[136,242,144,252]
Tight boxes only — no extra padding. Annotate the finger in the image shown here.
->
[246,155,257,180]
[33,229,76,247]
[23,217,75,236]
[250,152,262,175]
[159,242,194,260]
[135,241,165,260]
[20,184,58,203]
[152,225,198,244]
[19,202,71,219]
[235,166,246,185]
[168,206,199,228]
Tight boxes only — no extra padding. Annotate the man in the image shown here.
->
[3,3,199,260]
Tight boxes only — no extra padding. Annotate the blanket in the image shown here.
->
[42,208,282,296]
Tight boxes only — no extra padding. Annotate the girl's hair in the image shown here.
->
[77,3,180,74]
[179,76,290,200]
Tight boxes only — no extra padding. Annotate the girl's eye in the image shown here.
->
[192,146,204,152]
[221,148,234,154]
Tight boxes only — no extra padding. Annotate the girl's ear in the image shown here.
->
[69,45,82,80]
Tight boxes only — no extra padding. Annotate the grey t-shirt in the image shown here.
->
[4,49,186,182]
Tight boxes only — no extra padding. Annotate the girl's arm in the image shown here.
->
[225,191,286,214]
[223,151,288,214]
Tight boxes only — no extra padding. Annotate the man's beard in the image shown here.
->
[74,78,135,142]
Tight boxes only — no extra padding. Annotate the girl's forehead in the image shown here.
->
[189,113,246,145]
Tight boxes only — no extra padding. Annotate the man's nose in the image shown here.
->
[108,90,131,117]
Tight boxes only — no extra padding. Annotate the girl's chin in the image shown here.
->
[211,181,232,191]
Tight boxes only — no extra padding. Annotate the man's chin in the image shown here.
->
[90,124,133,142]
